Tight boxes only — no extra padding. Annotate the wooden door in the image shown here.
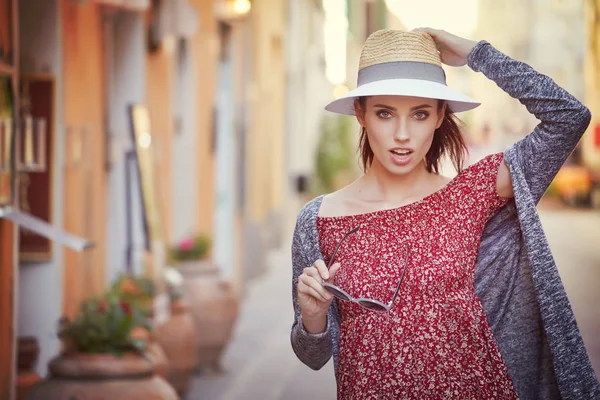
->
[0,0,18,398]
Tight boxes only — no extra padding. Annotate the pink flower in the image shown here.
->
[179,238,194,251]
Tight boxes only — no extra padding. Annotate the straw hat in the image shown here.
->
[325,30,480,115]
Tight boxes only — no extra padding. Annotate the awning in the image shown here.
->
[94,0,150,12]
[1,207,94,252]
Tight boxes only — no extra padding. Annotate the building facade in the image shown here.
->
[472,0,587,154]
[0,1,302,398]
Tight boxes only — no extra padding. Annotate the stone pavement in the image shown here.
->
[186,245,337,400]
[539,208,600,377]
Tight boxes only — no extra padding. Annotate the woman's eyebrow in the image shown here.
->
[373,104,396,111]
[409,104,433,111]
[372,104,433,111]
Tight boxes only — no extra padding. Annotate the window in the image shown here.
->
[0,0,14,67]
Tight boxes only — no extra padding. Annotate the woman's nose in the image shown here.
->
[393,118,410,142]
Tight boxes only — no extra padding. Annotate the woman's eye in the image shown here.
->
[376,110,392,119]
[414,111,429,120]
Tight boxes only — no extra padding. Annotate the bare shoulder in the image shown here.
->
[318,177,373,218]
[319,174,456,218]
[318,187,352,218]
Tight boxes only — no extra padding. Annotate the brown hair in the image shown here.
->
[356,97,467,174]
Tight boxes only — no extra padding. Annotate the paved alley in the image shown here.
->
[539,208,600,376]
[186,245,337,400]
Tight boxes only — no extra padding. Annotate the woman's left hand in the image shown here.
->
[412,28,478,67]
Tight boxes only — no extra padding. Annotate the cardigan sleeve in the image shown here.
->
[468,41,591,204]
[290,210,334,370]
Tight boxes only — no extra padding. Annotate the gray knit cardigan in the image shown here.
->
[290,41,600,399]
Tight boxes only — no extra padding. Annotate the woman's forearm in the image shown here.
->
[290,221,334,370]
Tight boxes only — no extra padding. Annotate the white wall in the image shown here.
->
[284,0,330,232]
[171,39,197,243]
[472,0,586,154]
[530,0,585,99]
[214,32,236,278]
[17,0,63,377]
[471,0,536,152]
[105,12,147,282]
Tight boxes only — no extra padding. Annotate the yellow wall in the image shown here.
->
[248,0,286,223]
[584,0,600,172]
[231,20,247,291]
[61,0,107,317]
[190,0,217,238]
[145,19,175,244]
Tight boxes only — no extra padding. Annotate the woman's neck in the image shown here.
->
[356,159,434,202]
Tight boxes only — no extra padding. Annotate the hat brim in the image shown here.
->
[325,79,480,115]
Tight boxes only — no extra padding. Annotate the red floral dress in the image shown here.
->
[316,153,518,399]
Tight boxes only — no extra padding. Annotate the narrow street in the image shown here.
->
[188,244,336,400]
[539,208,600,376]
[188,207,600,400]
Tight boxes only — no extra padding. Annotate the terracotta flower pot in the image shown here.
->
[17,337,41,400]
[175,259,219,276]
[155,300,199,396]
[27,353,178,400]
[145,341,170,379]
[177,259,239,373]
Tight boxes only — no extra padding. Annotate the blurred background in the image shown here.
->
[0,0,599,399]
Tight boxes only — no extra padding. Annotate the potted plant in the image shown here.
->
[27,292,178,400]
[154,268,199,396]
[108,273,170,379]
[168,233,217,274]
[168,234,239,374]
[16,336,41,400]
[110,273,157,315]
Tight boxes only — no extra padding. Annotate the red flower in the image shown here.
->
[97,299,108,313]
[119,300,132,316]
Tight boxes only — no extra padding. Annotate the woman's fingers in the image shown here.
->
[313,259,330,280]
[412,27,447,41]
[299,283,331,304]
[299,274,332,302]
[298,260,341,304]
[327,263,341,283]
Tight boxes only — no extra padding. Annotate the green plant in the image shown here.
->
[58,292,152,356]
[108,274,156,316]
[110,274,156,299]
[169,233,212,263]
[313,115,356,195]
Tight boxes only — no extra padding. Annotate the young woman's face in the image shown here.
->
[356,95,446,175]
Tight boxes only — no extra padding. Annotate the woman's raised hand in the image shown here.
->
[412,27,478,67]
[297,260,341,332]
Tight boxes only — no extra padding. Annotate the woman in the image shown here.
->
[290,28,600,399]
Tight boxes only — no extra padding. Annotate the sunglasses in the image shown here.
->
[321,226,411,313]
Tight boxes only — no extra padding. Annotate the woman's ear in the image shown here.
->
[354,98,366,127]
[436,102,447,129]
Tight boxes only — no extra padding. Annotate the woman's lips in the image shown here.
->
[389,149,413,166]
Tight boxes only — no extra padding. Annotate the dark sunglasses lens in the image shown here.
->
[324,285,352,301]
[358,300,387,312]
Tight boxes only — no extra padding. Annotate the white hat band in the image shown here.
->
[357,61,447,87]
